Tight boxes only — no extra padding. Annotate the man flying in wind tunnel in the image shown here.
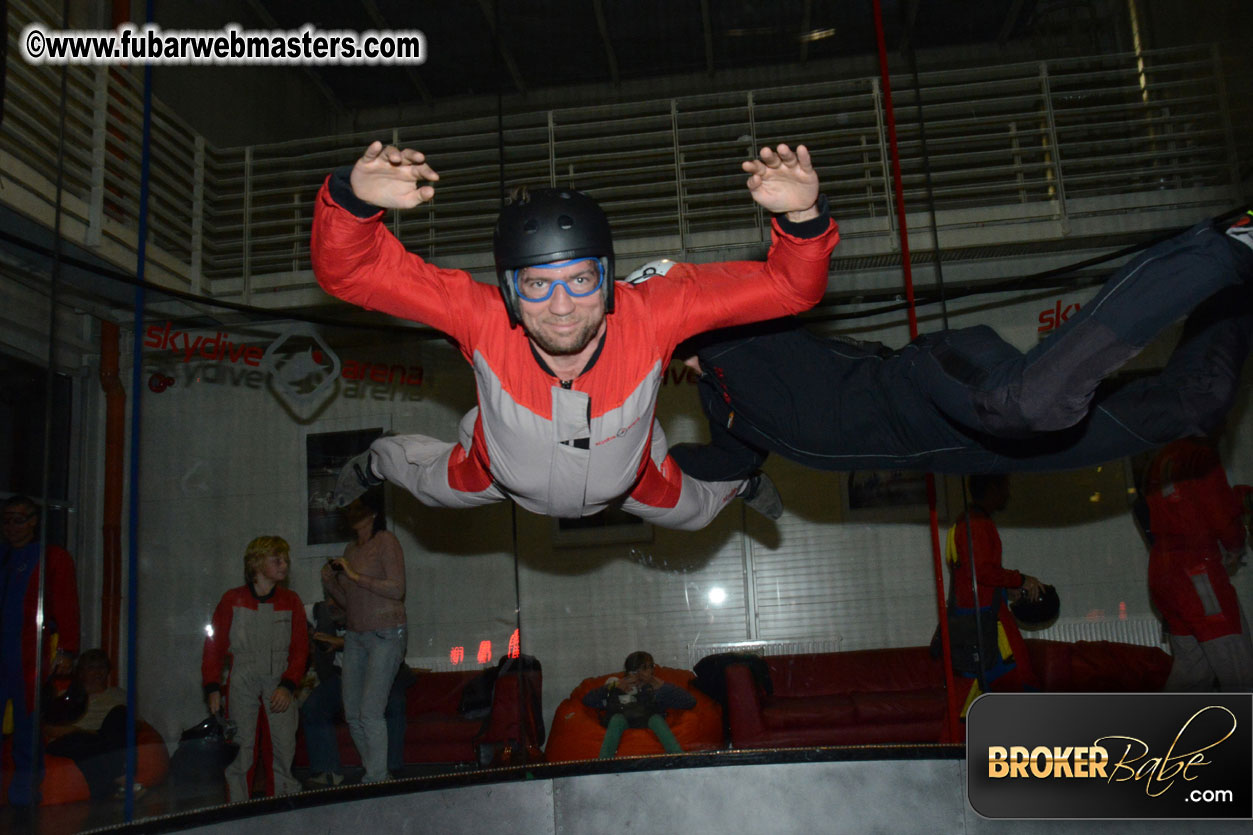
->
[664,212,1253,482]
[311,141,839,529]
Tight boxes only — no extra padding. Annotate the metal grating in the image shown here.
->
[1,0,1244,308]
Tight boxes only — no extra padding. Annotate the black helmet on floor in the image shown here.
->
[169,713,239,786]
[1011,584,1060,630]
[492,187,614,327]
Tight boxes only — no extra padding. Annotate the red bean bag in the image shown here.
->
[2,721,169,805]
[544,665,722,762]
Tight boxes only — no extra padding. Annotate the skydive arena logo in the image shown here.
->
[260,324,341,409]
[142,320,340,409]
[142,320,423,409]
[967,694,1251,819]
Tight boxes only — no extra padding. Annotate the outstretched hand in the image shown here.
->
[349,140,440,210]
[743,144,820,222]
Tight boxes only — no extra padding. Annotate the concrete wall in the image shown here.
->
[175,757,1252,835]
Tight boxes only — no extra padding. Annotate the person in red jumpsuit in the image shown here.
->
[201,536,308,801]
[312,141,838,530]
[1142,437,1253,691]
[1,495,79,811]
[945,474,1043,713]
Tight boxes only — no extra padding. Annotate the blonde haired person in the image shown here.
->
[201,536,308,801]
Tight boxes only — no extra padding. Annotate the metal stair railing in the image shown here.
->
[0,0,1243,310]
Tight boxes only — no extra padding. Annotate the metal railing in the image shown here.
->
[2,0,1245,307]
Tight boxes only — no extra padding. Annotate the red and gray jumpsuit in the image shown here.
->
[201,583,308,800]
[310,171,838,530]
[1143,437,1252,690]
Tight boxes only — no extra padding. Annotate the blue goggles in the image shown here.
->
[512,258,606,303]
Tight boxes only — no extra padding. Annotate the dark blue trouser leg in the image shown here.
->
[2,688,42,806]
[988,285,1253,471]
[299,676,343,776]
[909,224,1253,437]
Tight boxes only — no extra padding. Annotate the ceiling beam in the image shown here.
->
[243,0,348,121]
[475,0,527,94]
[700,0,715,75]
[898,0,922,55]
[592,0,620,85]
[998,0,1028,42]
[800,0,813,63]
[360,0,433,105]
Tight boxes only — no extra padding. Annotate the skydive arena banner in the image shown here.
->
[967,693,1252,820]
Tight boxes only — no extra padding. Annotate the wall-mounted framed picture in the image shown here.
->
[843,470,944,523]
[306,426,385,546]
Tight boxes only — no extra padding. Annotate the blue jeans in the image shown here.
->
[301,669,410,775]
[299,675,344,776]
[342,625,406,782]
[385,671,408,773]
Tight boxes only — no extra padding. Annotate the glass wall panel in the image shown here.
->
[126,302,526,816]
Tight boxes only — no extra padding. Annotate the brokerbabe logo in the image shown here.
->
[967,693,1252,820]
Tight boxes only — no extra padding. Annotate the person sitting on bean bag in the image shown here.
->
[581,651,695,759]
[43,650,133,800]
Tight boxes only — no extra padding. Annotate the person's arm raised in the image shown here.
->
[638,143,836,343]
[349,141,439,210]
[743,143,820,223]
[312,141,491,342]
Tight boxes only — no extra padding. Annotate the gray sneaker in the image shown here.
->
[332,450,382,508]
[742,472,783,520]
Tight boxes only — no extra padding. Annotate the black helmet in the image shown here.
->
[169,713,239,787]
[1011,584,1060,630]
[492,187,614,326]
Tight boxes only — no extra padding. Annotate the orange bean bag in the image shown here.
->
[544,665,722,762]
[2,721,169,805]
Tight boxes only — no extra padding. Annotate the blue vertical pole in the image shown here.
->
[123,0,156,820]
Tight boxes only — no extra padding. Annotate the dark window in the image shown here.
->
[0,351,73,545]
